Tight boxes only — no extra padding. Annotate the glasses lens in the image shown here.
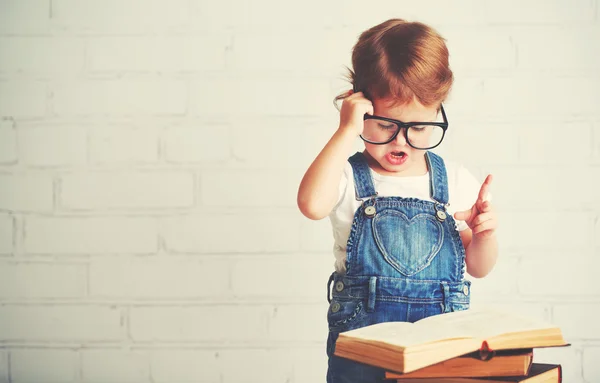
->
[407,125,445,149]
[362,118,398,143]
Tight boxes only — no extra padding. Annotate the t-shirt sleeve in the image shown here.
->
[332,161,352,212]
[453,165,493,232]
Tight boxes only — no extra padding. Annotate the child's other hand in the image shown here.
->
[338,89,374,137]
[454,175,497,239]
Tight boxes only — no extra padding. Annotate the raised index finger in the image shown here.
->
[478,174,493,202]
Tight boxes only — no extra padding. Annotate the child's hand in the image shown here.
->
[454,175,497,239]
[338,90,374,137]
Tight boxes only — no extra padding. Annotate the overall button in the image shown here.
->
[331,302,341,313]
[463,285,469,295]
[436,210,447,222]
[364,206,376,217]
[335,281,344,292]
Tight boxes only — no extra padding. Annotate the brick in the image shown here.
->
[484,166,594,211]
[596,215,600,248]
[191,77,331,117]
[219,349,294,383]
[445,27,515,73]
[231,119,334,170]
[291,347,328,383]
[0,261,86,298]
[88,36,229,72]
[51,0,189,34]
[0,38,84,73]
[534,343,583,383]
[485,0,594,24]
[442,79,485,116]
[594,123,600,165]
[467,257,519,297]
[473,302,551,322]
[19,126,87,167]
[190,0,338,31]
[200,169,301,208]
[130,305,269,342]
[228,32,352,75]
[53,80,186,116]
[0,214,12,254]
[90,126,159,165]
[482,77,600,117]
[89,256,230,298]
[0,0,49,34]
[443,122,520,166]
[515,26,600,71]
[0,81,46,117]
[11,349,77,383]
[299,217,336,253]
[60,172,194,210]
[81,349,150,382]
[553,304,600,340]
[190,0,245,31]
[339,0,486,28]
[501,211,594,250]
[150,350,219,382]
[0,350,7,383]
[163,124,231,164]
[518,258,598,297]
[231,256,332,300]
[240,0,338,30]
[0,119,17,164]
[518,122,592,165]
[0,174,53,212]
[24,217,157,254]
[162,213,300,254]
[268,304,328,342]
[583,347,600,382]
[0,306,122,341]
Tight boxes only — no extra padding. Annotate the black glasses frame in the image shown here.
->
[360,104,449,149]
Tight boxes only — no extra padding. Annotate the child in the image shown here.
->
[297,19,498,382]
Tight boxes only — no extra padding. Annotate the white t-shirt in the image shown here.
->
[328,158,488,273]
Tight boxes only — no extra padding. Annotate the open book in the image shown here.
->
[334,307,567,373]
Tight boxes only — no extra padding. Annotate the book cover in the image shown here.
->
[385,349,533,379]
[392,363,562,383]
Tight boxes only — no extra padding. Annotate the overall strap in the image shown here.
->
[348,152,377,200]
[425,151,449,205]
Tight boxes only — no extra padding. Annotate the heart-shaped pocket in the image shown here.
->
[372,211,444,276]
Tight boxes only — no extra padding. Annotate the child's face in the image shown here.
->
[363,97,439,177]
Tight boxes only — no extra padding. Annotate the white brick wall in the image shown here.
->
[18,124,88,167]
[90,123,160,165]
[0,82,46,117]
[0,215,13,254]
[1,0,599,382]
[0,119,17,164]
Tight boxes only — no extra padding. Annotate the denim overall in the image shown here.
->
[325,151,471,383]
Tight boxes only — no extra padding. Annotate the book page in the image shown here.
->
[339,307,558,348]
[339,320,475,347]
[414,307,557,339]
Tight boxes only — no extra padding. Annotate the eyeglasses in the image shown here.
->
[360,104,449,150]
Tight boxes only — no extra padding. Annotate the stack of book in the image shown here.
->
[334,307,568,382]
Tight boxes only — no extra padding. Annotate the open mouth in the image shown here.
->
[385,150,408,165]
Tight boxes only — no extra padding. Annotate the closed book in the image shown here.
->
[392,363,562,383]
[385,349,533,379]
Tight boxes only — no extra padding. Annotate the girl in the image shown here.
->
[297,19,499,382]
